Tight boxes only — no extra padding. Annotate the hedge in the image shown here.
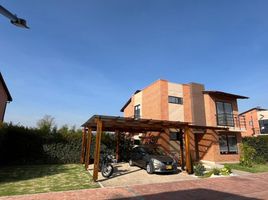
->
[241,135,268,165]
[0,123,118,166]
[0,123,82,165]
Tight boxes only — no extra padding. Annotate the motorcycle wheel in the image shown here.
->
[101,164,114,178]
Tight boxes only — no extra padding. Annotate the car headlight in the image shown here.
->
[152,159,163,166]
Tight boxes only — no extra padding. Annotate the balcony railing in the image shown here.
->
[216,113,246,130]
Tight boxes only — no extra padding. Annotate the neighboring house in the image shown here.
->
[239,107,268,137]
[0,72,12,122]
[121,79,248,164]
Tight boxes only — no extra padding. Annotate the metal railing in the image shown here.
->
[216,113,246,129]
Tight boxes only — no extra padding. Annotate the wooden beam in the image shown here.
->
[80,128,87,164]
[85,127,92,170]
[93,118,102,182]
[185,126,193,174]
[179,129,185,170]
[115,130,120,162]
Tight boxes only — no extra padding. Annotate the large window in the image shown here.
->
[168,96,183,104]
[259,119,268,134]
[219,134,238,154]
[216,102,234,126]
[134,104,141,119]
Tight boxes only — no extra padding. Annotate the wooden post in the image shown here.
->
[179,129,185,170]
[115,130,120,162]
[85,127,92,170]
[185,126,193,174]
[80,128,87,164]
[194,134,200,161]
[93,118,102,182]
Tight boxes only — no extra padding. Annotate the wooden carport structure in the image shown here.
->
[81,115,227,182]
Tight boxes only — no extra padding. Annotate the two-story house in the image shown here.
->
[239,107,268,137]
[120,79,248,164]
[0,72,12,122]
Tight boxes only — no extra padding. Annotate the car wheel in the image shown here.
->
[146,163,153,174]
[129,159,134,166]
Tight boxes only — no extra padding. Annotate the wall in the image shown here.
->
[190,83,206,126]
[142,80,168,120]
[241,110,259,137]
[204,94,239,127]
[198,130,241,163]
[123,97,134,117]
[0,82,8,122]
[182,84,193,123]
[168,82,184,121]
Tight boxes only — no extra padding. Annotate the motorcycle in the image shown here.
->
[99,153,116,178]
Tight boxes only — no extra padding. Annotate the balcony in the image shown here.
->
[216,113,246,131]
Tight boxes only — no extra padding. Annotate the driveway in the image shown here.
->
[88,163,197,187]
[1,172,268,200]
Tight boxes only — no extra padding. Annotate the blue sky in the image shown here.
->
[1,0,268,128]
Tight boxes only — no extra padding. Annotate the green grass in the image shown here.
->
[0,164,99,196]
[225,163,268,173]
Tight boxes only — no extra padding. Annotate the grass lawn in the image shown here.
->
[225,163,268,173]
[0,164,99,196]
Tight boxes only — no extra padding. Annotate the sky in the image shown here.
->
[1,0,268,128]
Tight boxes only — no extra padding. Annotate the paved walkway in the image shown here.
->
[1,172,268,200]
[88,163,197,187]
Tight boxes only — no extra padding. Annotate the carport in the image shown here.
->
[81,115,227,182]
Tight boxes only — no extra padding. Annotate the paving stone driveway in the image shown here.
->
[89,163,197,187]
[1,172,268,200]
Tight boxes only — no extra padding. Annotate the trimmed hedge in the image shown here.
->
[0,123,82,165]
[0,123,118,166]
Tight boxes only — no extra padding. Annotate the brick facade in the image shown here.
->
[121,79,246,163]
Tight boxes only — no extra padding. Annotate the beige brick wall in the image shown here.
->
[168,82,184,121]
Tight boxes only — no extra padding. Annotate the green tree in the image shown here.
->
[37,115,57,134]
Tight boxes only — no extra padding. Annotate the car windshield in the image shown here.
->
[142,147,165,155]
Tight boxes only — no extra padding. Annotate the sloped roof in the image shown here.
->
[239,107,268,116]
[203,91,248,99]
[0,73,12,101]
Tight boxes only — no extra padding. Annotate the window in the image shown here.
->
[219,134,238,154]
[216,102,234,126]
[259,119,268,134]
[168,96,183,104]
[170,132,178,141]
[134,104,141,119]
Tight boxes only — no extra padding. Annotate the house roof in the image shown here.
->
[120,90,141,112]
[239,107,268,116]
[0,73,12,102]
[203,91,249,99]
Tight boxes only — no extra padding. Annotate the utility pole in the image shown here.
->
[0,5,29,29]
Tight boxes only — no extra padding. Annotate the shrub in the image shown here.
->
[220,167,232,176]
[194,163,206,176]
[240,143,256,167]
[242,136,268,163]
[212,168,221,175]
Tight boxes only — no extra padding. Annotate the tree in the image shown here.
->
[37,115,56,134]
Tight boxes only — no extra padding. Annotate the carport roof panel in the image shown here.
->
[82,115,189,132]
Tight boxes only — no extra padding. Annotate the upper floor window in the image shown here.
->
[134,104,141,119]
[259,119,268,134]
[168,96,183,104]
[219,134,238,154]
[216,102,234,126]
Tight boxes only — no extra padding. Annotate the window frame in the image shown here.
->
[219,133,238,155]
[168,96,183,105]
[134,104,141,119]
[215,101,234,127]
